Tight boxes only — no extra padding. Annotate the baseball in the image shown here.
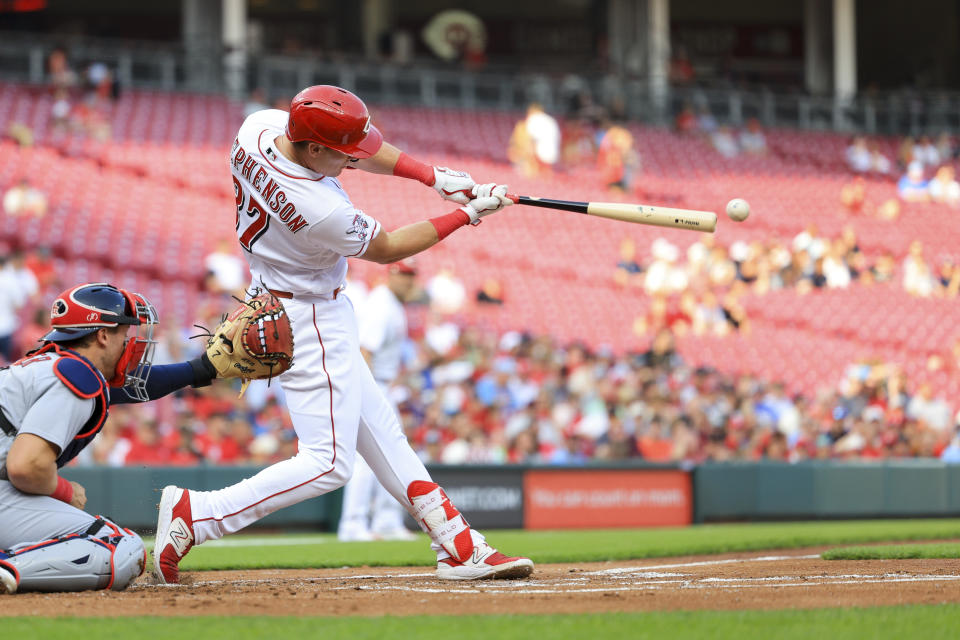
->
[726,198,750,222]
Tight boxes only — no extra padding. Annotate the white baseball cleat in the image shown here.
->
[436,543,534,580]
[0,560,17,594]
[152,485,195,585]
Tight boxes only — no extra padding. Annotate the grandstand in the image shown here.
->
[2,81,958,410]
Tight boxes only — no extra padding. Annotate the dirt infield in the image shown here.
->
[4,551,960,617]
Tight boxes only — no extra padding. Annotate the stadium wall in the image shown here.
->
[60,462,960,531]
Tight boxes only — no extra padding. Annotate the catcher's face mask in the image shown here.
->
[108,290,159,401]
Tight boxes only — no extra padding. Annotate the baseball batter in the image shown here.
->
[0,283,222,593]
[154,85,533,581]
[338,259,417,542]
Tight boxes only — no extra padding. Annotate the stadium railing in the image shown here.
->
[2,29,960,135]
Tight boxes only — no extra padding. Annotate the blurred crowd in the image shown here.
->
[60,319,960,469]
[508,94,641,193]
[845,133,960,208]
[615,225,957,340]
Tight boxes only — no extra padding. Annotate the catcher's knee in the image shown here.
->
[2,517,145,593]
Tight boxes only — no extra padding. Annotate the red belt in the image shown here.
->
[268,287,341,300]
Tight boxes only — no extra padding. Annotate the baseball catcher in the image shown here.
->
[0,282,230,594]
[201,291,294,396]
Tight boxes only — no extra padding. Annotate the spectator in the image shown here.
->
[935,132,955,162]
[613,237,643,288]
[913,135,940,167]
[868,142,893,174]
[203,238,248,296]
[14,307,47,356]
[822,239,853,289]
[934,257,960,298]
[476,278,504,304]
[927,165,960,206]
[46,47,77,90]
[3,177,48,218]
[0,253,28,362]
[509,103,560,177]
[244,87,270,117]
[50,88,73,131]
[940,426,960,463]
[845,136,872,173]
[674,103,697,135]
[84,62,119,103]
[6,122,34,147]
[524,103,561,173]
[596,120,639,191]
[897,161,930,202]
[870,251,897,284]
[907,383,952,431]
[738,119,767,155]
[903,240,936,297]
[427,266,467,315]
[23,246,59,291]
[897,136,916,169]
[840,176,866,213]
[669,45,695,85]
[876,197,901,220]
[644,238,687,295]
[695,105,718,134]
[710,126,739,158]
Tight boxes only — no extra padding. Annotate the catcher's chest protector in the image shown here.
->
[47,346,110,467]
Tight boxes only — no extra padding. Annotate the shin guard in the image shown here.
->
[2,517,146,592]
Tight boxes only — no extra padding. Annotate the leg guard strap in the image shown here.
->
[407,481,473,562]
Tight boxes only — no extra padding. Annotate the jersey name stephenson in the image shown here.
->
[230,109,382,296]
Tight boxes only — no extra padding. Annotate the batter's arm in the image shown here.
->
[352,141,402,175]
[361,220,443,264]
[355,142,476,205]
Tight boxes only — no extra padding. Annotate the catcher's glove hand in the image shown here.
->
[204,292,294,395]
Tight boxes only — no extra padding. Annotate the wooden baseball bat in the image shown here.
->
[506,195,717,233]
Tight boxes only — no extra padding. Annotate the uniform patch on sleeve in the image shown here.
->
[54,357,105,399]
[347,213,370,242]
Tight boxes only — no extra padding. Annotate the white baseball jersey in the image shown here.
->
[357,284,407,383]
[229,109,382,295]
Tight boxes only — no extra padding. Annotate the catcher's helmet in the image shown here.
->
[42,282,159,400]
[285,85,383,159]
[43,283,142,342]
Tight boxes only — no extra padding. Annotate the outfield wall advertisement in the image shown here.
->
[523,470,693,529]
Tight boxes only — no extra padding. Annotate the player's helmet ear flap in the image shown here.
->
[286,85,383,159]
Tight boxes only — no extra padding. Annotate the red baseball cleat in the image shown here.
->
[152,486,194,584]
[436,543,534,580]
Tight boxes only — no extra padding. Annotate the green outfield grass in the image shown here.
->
[140,518,960,571]
[823,542,960,560]
[8,606,960,639]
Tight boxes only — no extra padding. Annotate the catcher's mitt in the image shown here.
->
[204,292,294,395]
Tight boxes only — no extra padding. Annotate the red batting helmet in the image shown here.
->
[286,85,383,159]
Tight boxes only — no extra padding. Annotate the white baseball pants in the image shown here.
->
[188,293,474,555]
